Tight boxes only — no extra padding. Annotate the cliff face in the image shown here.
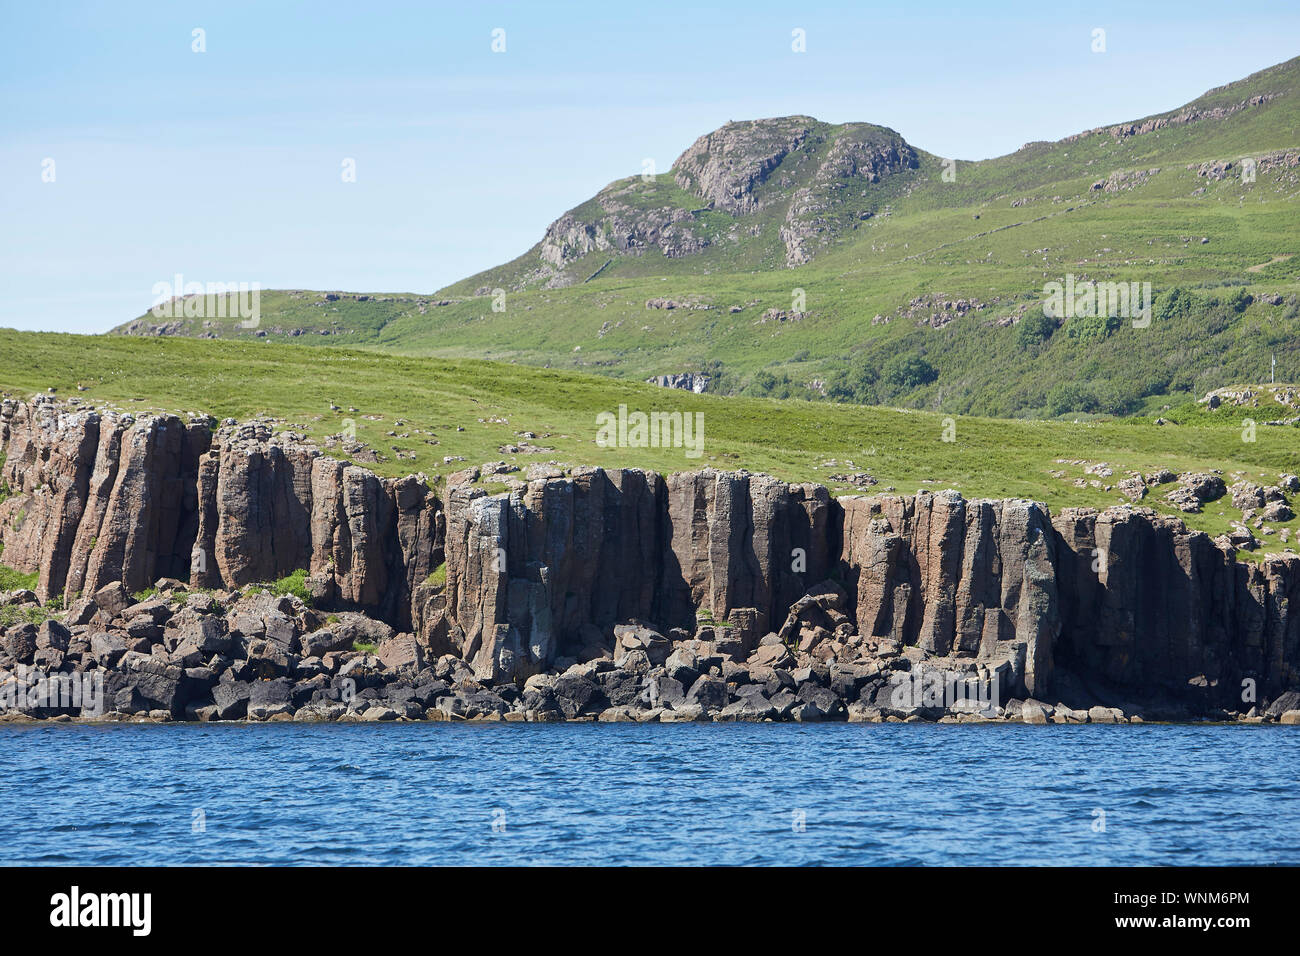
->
[0,397,210,602]
[1052,507,1299,701]
[2,398,1296,710]
[1,400,440,630]
[839,493,1059,698]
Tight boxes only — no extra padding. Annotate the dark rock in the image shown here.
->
[248,678,294,719]
[36,620,71,652]
[93,582,130,617]
[686,675,728,710]
[552,674,603,718]
[1265,690,1300,719]
[89,631,127,667]
[796,684,847,720]
[2,624,38,664]
[301,627,350,658]
[598,670,641,706]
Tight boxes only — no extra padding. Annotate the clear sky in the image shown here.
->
[2,0,1297,333]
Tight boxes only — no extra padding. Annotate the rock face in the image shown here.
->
[531,116,920,283]
[0,396,210,602]
[673,117,819,215]
[442,468,665,677]
[660,471,832,642]
[1052,507,1299,701]
[839,493,1058,698]
[646,373,711,394]
[1,402,439,630]
[2,397,1298,720]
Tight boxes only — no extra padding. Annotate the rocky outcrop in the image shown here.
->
[1052,506,1299,702]
[839,493,1058,698]
[532,116,921,281]
[1,402,438,630]
[646,373,711,394]
[2,397,1298,723]
[1065,92,1281,144]
[0,396,210,602]
[673,117,816,215]
[442,468,664,677]
[660,471,832,642]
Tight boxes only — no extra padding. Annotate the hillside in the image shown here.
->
[113,56,1300,418]
[4,330,1299,556]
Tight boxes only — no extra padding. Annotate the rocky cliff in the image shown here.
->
[528,116,921,286]
[1,397,1297,723]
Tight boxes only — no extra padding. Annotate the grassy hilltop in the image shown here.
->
[113,56,1300,419]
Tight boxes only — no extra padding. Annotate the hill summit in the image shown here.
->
[113,55,1300,421]
[531,117,921,286]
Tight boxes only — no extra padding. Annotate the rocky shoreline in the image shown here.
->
[1,395,1298,725]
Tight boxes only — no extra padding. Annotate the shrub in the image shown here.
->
[1015,308,1056,349]
[882,354,938,388]
[826,355,880,404]
[1153,287,1196,322]
[1066,313,1121,342]
[1046,382,1099,416]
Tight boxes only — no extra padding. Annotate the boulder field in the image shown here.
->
[0,395,1297,724]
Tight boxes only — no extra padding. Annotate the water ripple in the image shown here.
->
[0,723,1296,865]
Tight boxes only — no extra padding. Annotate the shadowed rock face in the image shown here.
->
[1,398,1296,708]
[1052,507,1300,700]
[660,470,832,638]
[443,468,664,676]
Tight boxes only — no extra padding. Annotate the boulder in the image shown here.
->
[376,633,425,672]
[93,582,130,617]
[1265,690,1300,719]
[551,674,603,718]
[301,628,351,658]
[248,678,294,720]
[3,624,38,663]
[36,620,72,652]
[686,675,728,711]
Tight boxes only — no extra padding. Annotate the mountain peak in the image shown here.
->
[524,115,921,286]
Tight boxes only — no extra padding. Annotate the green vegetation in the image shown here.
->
[0,60,1296,581]
[1,330,1298,552]
[425,563,447,587]
[0,563,39,592]
[108,57,1300,419]
[0,603,57,628]
[267,569,312,605]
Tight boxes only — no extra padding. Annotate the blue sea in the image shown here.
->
[1,723,1295,866]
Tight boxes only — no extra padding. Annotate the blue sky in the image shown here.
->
[2,1,1297,333]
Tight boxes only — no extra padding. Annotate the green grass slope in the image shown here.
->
[112,56,1300,420]
[5,330,1299,556]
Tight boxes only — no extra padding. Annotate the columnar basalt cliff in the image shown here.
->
[1,397,1297,723]
[0,397,210,602]
[187,419,440,627]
